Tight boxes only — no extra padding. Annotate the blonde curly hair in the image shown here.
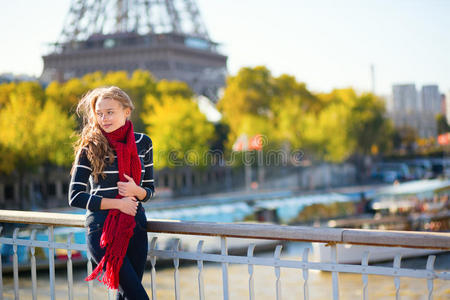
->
[70,86,135,183]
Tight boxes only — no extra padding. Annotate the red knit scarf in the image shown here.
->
[85,120,142,290]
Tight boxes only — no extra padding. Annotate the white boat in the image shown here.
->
[315,179,450,264]
[313,243,444,264]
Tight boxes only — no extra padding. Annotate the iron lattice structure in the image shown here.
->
[41,0,227,101]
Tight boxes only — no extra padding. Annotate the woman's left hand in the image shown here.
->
[118,174,139,197]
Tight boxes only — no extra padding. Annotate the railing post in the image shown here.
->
[108,289,115,299]
[274,245,282,300]
[85,231,93,300]
[12,228,19,300]
[361,251,370,300]
[330,243,339,300]
[66,232,74,300]
[426,255,436,300]
[48,226,55,300]
[173,239,181,300]
[393,254,402,300]
[149,237,158,300]
[0,226,3,300]
[196,240,205,300]
[247,244,256,300]
[221,236,229,300]
[30,229,37,300]
[301,247,310,300]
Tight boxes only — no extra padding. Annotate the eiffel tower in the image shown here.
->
[41,0,227,101]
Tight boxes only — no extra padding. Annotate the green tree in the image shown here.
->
[347,92,392,155]
[392,125,418,153]
[210,122,230,153]
[304,101,356,162]
[311,88,393,162]
[142,80,193,115]
[272,74,322,115]
[217,66,275,151]
[218,66,326,162]
[219,66,395,164]
[142,95,215,169]
[436,113,450,135]
[122,70,157,132]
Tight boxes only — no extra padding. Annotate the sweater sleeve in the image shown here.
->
[68,147,103,211]
[140,136,155,202]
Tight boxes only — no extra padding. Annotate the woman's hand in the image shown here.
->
[118,196,138,216]
[118,174,139,197]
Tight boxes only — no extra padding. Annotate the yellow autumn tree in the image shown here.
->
[46,78,87,115]
[34,100,77,166]
[0,91,76,207]
[0,82,15,109]
[217,66,276,152]
[218,66,322,157]
[0,91,43,167]
[0,81,45,109]
[0,93,76,170]
[142,95,215,169]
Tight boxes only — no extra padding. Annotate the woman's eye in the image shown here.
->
[108,111,113,115]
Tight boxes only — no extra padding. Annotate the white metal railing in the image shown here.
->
[0,210,449,300]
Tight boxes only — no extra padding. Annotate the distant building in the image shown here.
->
[420,85,441,113]
[419,85,441,137]
[390,84,441,138]
[40,0,228,102]
[390,84,420,134]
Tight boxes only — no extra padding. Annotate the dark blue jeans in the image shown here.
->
[86,204,149,300]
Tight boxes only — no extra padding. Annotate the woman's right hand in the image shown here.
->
[118,196,138,216]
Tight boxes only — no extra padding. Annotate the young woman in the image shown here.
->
[68,86,154,299]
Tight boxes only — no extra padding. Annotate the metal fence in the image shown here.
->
[0,210,449,300]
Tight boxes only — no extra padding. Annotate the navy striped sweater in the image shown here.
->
[68,132,155,213]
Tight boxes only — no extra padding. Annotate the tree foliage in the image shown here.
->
[0,70,217,175]
[0,89,76,174]
[142,95,215,169]
[436,113,450,135]
[218,66,393,163]
[0,66,397,176]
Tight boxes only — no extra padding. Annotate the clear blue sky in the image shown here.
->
[1,0,449,96]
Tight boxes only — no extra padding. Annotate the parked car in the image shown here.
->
[429,158,450,178]
[371,162,413,183]
[405,159,433,180]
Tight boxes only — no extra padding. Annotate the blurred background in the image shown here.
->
[1,1,450,298]
[1,0,450,209]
